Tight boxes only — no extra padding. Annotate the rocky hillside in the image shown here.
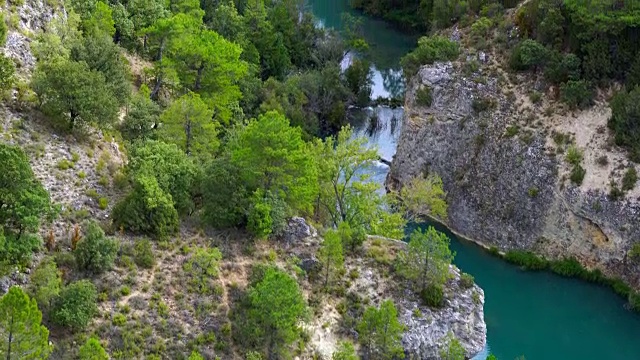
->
[389,53,640,289]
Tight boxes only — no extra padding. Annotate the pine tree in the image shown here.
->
[319,229,344,288]
[78,337,109,360]
[357,300,405,359]
[0,287,51,360]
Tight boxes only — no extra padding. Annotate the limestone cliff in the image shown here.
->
[389,61,640,289]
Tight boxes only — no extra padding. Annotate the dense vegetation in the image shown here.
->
[0,0,472,359]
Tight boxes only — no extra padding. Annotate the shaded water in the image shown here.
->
[308,1,640,359]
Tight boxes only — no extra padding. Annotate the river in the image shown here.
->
[307,0,640,359]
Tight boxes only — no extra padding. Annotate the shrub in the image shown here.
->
[570,165,586,185]
[527,187,539,198]
[622,167,638,191]
[472,97,495,113]
[504,250,548,270]
[629,292,640,312]
[51,280,98,330]
[560,80,593,109]
[134,239,155,269]
[74,221,118,274]
[470,17,492,47]
[401,36,459,76]
[98,197,108,210]
[609,182,624,201]
[596,155,609,166]
[112,175,179,238]
[549,257,584,277]
[113,313,127,326]
[509,39,548,71]
[420,283,444,308]
[416,86,433,107]
[459,273,474,289]
[628,243,640,261]
[610,88,640,161]
[565,145,583,165]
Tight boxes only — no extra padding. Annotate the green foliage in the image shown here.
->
[401,36,460,76]
[0,13,6,46]
[622,167,638,191]
[510,39,548,71]
[121,86,160,141]
[398,174,448,220]
[319,229,344,288]
[159,92,218,158]
[609,87,640,161]
[74,220,118,273]
[202,156,248,228]
[128,140,198,215]
[628,243,640,261]
[549,257,585,277]
[79,337,109,360]
[187,351,205,360]
[28,257,62,311]
[344,59,373,107]
[420,283,444,308]
[315,126,405,240]
[545,53,581,85]
[471,97,495,113]
[229,111,318,213]
[459,273,474,289]
[183,246,222,293]
[32,59,119,130]
[133,239,155,269]
[332,341,359,360]
[565,145,583,166]
[470,17,492,48]
[83,2,115,37]
[570,164,586,185]
[416,86,433,107]
[0,287,51,360]
[51,280,97,330]
[247,267,305,357]
[247,194,274,239]
[357,300,405,359]
[504,250,548,270]
[439,332,465,360]
[560,80,593,109]
[112,175,179,238]
[397,227,454,295]
[0,54,15,92]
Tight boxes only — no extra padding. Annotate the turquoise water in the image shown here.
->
[308,1,640,358]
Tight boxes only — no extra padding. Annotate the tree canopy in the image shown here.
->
[0,286,51,360]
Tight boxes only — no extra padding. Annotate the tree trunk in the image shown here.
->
[194,65,205,90]
[184,115,192,155]
[7,315,13,360]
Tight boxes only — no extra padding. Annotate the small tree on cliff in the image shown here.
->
[397,227,454,303]
[394,174,448,221]
[357,299,405,359]
[318,229,344,288]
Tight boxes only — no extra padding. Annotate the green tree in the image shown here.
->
[319,229,344,288]
[397,227,454,297]
[0,54,15,92]
[333,341,359,360]
[248,267,305,357]
[560,80,593,109]
[609,87,640,161]
[439,332,465,360]
[0,144,51,242]
[32,59,119,130]
[183,246,222,293]
[202,156,248,228]
[51,280,98,330]
[28,257,62,311]
[74,220,118,274]
[357,299,405,360]
[159,92,218,157]
[229,111,318,213]
[509,39,548,72]
[128,140,198,215]
[112,175,179,238]
[71,33,131,106]
[120,85,161,141]
[0,287,51,360]
[78,337,109,360]
[247,195,274,239]
[397,174,448,220]
[83,1,115,37]
[401,35,460,77]
[345,59,373,107]
[244,0,291,80]
[315,126,405,241]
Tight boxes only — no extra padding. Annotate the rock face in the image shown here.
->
[389,62,640,288]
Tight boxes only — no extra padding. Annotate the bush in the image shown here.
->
[504,250,548,270]
[549,257,584,277]
[609,87,640,162]
[527,187,539,198]
[420,283,444,308]
[472,97,495,113]
[565,145,582,165]
[459,273,474,289]
[134,239,155,269]
[112,175,179,238]
[509,39,548,71]
[560,80,593,109]
[622,167,638,191]
[609,182,624,201]
[470,17,492,47]
[628,243,640,261]
[0,54,15,92]
[629,292,640,312]
[570,164,586,185]
[51,280,98,330]
[416,86,433,107]
[401,36,459,76]
[74,220,118,274]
